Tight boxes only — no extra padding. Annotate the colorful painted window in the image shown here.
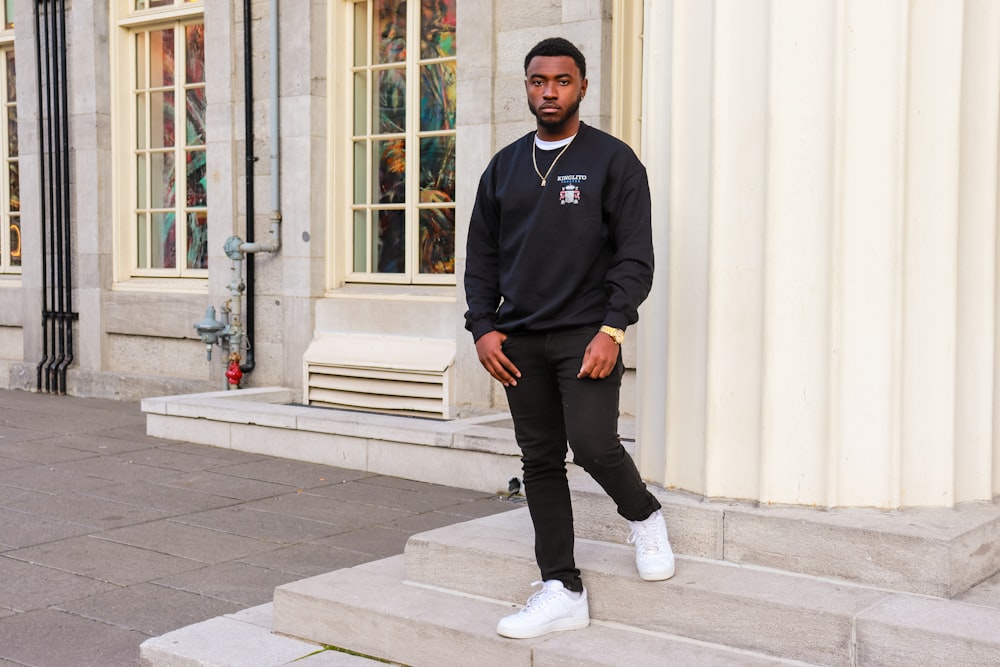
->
[131,21,207,275]
[0,48,17,275]
[349,0,456,282]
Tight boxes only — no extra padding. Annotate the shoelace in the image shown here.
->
[519,581,564,616]
[627,521,668,555]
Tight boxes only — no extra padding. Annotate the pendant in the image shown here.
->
[540,178,546,187]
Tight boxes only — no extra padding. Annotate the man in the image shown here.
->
[464,37,675,640]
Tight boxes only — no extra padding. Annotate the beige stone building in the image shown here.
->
[1,0,999,511]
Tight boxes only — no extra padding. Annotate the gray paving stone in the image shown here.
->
[244,491,412,528]
[95,519,284,563]
[237,542,376,577]
[81,479,242,514]
[0,608,149,666]
[48,454,183,483]
[434,495,520,518]
[381,508,489,533]
[1,488,171,529]
[160,469,296,500]
[153,561,304,606]
[55,582,244,636]
[0,455,33,471]
[6,535,205,586]
[0,556,118,611]
[112,446,251,473]
[307,478,484,512]
[0,462,121,493]
[214,458,372,488]
[172,505,348,543]
[32,431,159,455]
[0,390,517,664]
[0,506,93,549]
[313,525,413,558]
[0,439,99,464]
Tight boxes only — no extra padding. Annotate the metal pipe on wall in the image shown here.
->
[34,0,76,395]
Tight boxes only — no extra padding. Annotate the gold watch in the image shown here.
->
[599,325,625,345]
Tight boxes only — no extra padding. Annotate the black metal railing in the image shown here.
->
[34,0,76,394]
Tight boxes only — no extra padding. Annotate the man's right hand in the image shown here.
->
[475,331,521,387]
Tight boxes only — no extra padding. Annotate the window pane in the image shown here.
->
[150,29,175,88]
[353,1,368,67]
[353,141,366,204]
[353,210,367,271]
[185,88,206,145]
[420,0,456,58]
[5,51,14,102]
[376,0,405,64]
[136,213,148,268]
[151,212,176,269]
[186,211,207,269]
[353,72,367,135]
[186,149,206,206]
[136,155,147,206]
[185,25,205,84]
[374,139,405,204]
[7,160,17,212]
[376,68,405,133]
[149,91,175,148]
[419,135,454,202]
[151,151,176,207]
[375,209,404,273]
[4,0,13,30]
[135,32,147,89]
[419,207,454,274]
[146,0,173,10]
[420,61,456,131]
[8,216,19,266]
[6,105,15,158]
[135,94,147,149]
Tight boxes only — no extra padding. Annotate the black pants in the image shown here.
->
[502,326,661,593]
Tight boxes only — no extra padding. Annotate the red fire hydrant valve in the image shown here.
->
[226,357,243,387]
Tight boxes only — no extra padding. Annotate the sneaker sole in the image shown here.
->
[496,615,590,639]
[638,564,676,581]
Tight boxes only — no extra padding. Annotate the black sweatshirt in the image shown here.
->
[464,122,654,341]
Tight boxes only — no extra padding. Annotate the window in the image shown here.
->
[0,3,17,276]
[346,0,457,283]
[114,0,206,281]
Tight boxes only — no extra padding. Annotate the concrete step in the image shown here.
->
[567,475,1000,598]
[146,508,1000,667]
[139,604,392,666]
[273,556,806,667]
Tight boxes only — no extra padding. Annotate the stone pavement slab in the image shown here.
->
[0,389,517,666]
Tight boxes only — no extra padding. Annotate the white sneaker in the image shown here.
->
[496,580,590,639]
[627,510,676,581]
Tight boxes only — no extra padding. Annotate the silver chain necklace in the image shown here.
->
[532,135,574,187]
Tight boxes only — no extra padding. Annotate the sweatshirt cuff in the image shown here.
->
[602,313,630,330]
[469,319,496,342]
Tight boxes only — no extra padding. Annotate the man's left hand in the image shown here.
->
[578,332,620,379]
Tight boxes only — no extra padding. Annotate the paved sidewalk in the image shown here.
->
[0,389,519,666]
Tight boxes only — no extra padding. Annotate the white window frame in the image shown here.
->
[329,0,457,287]
[111,0,207,289]
[0,15,16,277]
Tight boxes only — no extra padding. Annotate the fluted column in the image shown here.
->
[638,0,1000,508]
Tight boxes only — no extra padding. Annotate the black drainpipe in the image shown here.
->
[241,0,257,374]
[34,0,76,395]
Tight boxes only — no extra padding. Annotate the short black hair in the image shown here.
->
[523,37,586,80]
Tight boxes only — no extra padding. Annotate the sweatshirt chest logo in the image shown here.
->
[556,174,587,206]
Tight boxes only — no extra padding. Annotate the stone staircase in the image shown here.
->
[141,479,1000,666]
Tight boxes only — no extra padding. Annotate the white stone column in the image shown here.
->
[637,0,1000,508]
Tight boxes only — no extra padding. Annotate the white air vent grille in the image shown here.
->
[303,334,455,419]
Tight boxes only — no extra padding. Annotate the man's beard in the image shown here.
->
[529,95,582,130]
